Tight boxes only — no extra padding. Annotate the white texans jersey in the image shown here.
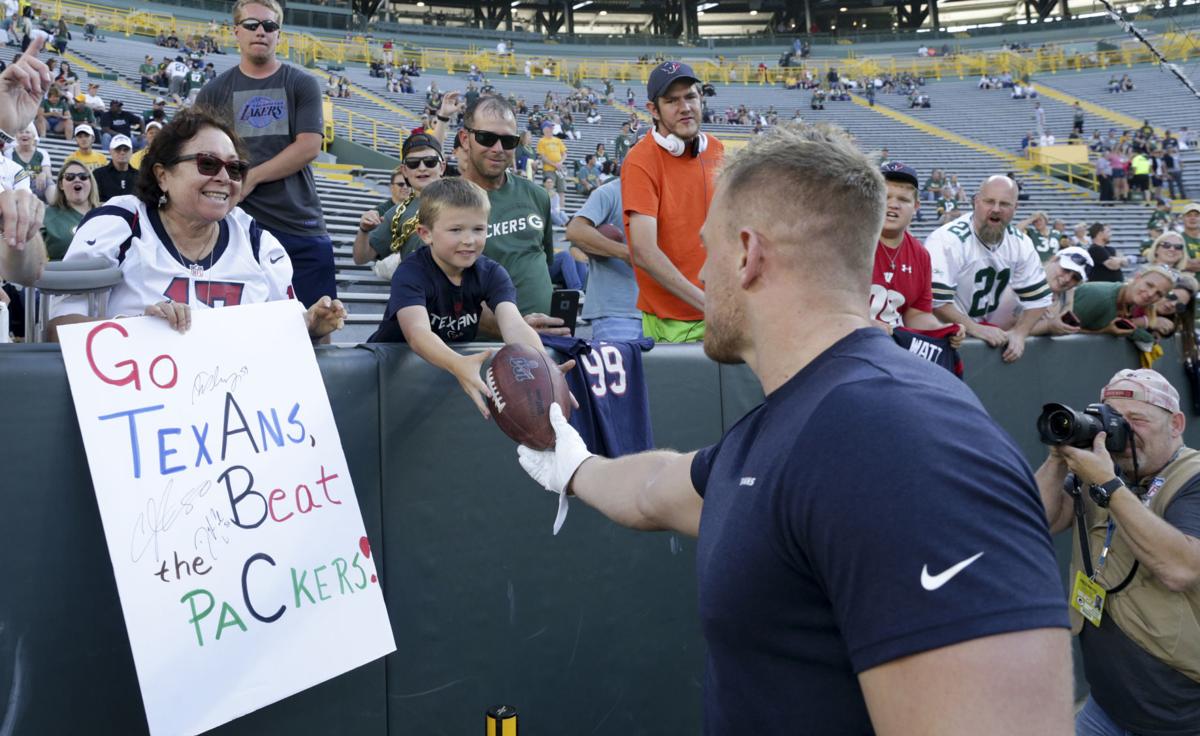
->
[0,155,31,192]
[50,195,295,321]
[926,213,1052,323]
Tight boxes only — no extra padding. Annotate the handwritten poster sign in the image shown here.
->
[58,300,396,736]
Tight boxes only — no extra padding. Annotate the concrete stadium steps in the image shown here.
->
[867,77,1084,155]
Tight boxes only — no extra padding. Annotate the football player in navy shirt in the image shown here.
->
[369,178,565,420]
[519,123,1073,734]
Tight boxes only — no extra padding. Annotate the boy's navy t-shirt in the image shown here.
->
[690,328,1068,734]
[368,246,517,343]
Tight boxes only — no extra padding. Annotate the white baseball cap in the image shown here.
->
[74,124,95,138]
[1055,246,1093,281]
[109,134,133,151]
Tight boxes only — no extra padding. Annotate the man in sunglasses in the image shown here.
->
[196,0,337,312]
[621,60,724,343]
[456,95,557,319]
[354,133,444,277]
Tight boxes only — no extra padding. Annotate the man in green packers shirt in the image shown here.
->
[457,94,556,317]
[1018,211,1066,262]
[1181,202,1200,273]
[612,120,633,167]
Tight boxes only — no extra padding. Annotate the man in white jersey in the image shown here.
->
[927,175,1051,363]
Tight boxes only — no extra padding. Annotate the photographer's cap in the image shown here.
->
[647,61,700,101]
[1102,368,1180,414]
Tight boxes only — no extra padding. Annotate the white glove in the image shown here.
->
[517,403,593,535]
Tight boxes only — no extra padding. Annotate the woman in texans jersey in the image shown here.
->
[47,107,345,340]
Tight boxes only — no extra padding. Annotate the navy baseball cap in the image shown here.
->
[402,132,441,158]
[880,161,920,189]
[647,61,700,101]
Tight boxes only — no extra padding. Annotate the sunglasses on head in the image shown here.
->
[62,171,88,182]
[464,126,520,150]
[172,153,249,182]
[404,155,442,170]
[238,18,280,33]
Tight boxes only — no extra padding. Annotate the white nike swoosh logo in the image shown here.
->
[920,552,984,591]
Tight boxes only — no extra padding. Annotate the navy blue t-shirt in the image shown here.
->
[689,328,1068,734]
[540,335,655,457]
[368,246,517,343]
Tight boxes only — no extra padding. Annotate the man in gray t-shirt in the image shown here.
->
[195,0,335,308]
[564,179,642,341]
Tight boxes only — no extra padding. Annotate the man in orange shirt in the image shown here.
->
[621,60,724,342]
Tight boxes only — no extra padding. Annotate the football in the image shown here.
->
[597,222,625,243]
[485,344,572,450]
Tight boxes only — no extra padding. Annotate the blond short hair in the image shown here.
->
[233,0,283,24]
[715,122,885,284]
[418,178,490,230]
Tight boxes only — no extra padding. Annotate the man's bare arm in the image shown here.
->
[627,212,704,312]
[566,215,628,261]
[567,451,703,536]
[860,628,1073,736]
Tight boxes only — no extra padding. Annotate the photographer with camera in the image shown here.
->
[1034,369,1200,735]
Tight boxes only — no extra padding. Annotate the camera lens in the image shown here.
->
[1048,411,1074,440]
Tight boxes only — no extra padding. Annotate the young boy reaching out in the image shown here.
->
[368,178,557,417]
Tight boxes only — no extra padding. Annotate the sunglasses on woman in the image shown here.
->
[173,153,249,181]
[404,156,442,170]
[238,18,280,33]
[1161,242,1185,250]
[62,172,89,182]
[464,126,520,150]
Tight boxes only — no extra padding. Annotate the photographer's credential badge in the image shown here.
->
[1072,571,1106,626]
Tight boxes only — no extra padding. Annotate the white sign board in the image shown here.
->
[59,300,396,736]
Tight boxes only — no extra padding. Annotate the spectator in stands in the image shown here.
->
[1164,147,1186,199]
[1070,264,1174,342]
[921,168,944,203]
[81,82,105,113]
[578,154,600,196]
[456,95,560,325]
[1130,150,1152,202]
[93,135,136,202]
[928,175,1050,362]
[1072,102,1084,136]
[1149,272,1198,339]
[869,162,963,343]
[64,125,107,171]
[371,165,410,217]
[1028,246,1092,336]
[98,99,141,151]
[46,107,346,341]
[41,161,97,260]
[1018,211,1066,262]
[6,123,52,201]
[545,175,568,227]
[623,61,724,343]
[536,120,567,194]
[612,121,633,168]
[166,55,188,103]
[142,96,167,128]
[514,131,534,179]
[130,121,161,170]
[69,92,95,131]
[565,179,642,340]
[1069,222,1091,250]
[1087,222,1125,283]
[139,54,158,93]
[1095,153,1114,201]
[197,0,336,313]
[364,178,557,418]
[1108,148,1130,201]
[355,134,444,279]
[1144,231,1186,271]
[35,85,71,139]
[1180,202,1200,272]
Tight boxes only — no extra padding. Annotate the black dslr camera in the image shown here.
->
[1037,402,1131,453]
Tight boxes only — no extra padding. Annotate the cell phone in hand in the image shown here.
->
[1061,311,1081,327]
[1114,318,1136,330]
[550,289,582,336]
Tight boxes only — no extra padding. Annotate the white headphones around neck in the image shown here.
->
[652,128,709,158]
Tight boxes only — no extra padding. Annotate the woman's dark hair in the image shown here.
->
[135,105,248,209]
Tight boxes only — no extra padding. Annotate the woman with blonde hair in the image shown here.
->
[1143,231,1187,270]
[40,160,99,260]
